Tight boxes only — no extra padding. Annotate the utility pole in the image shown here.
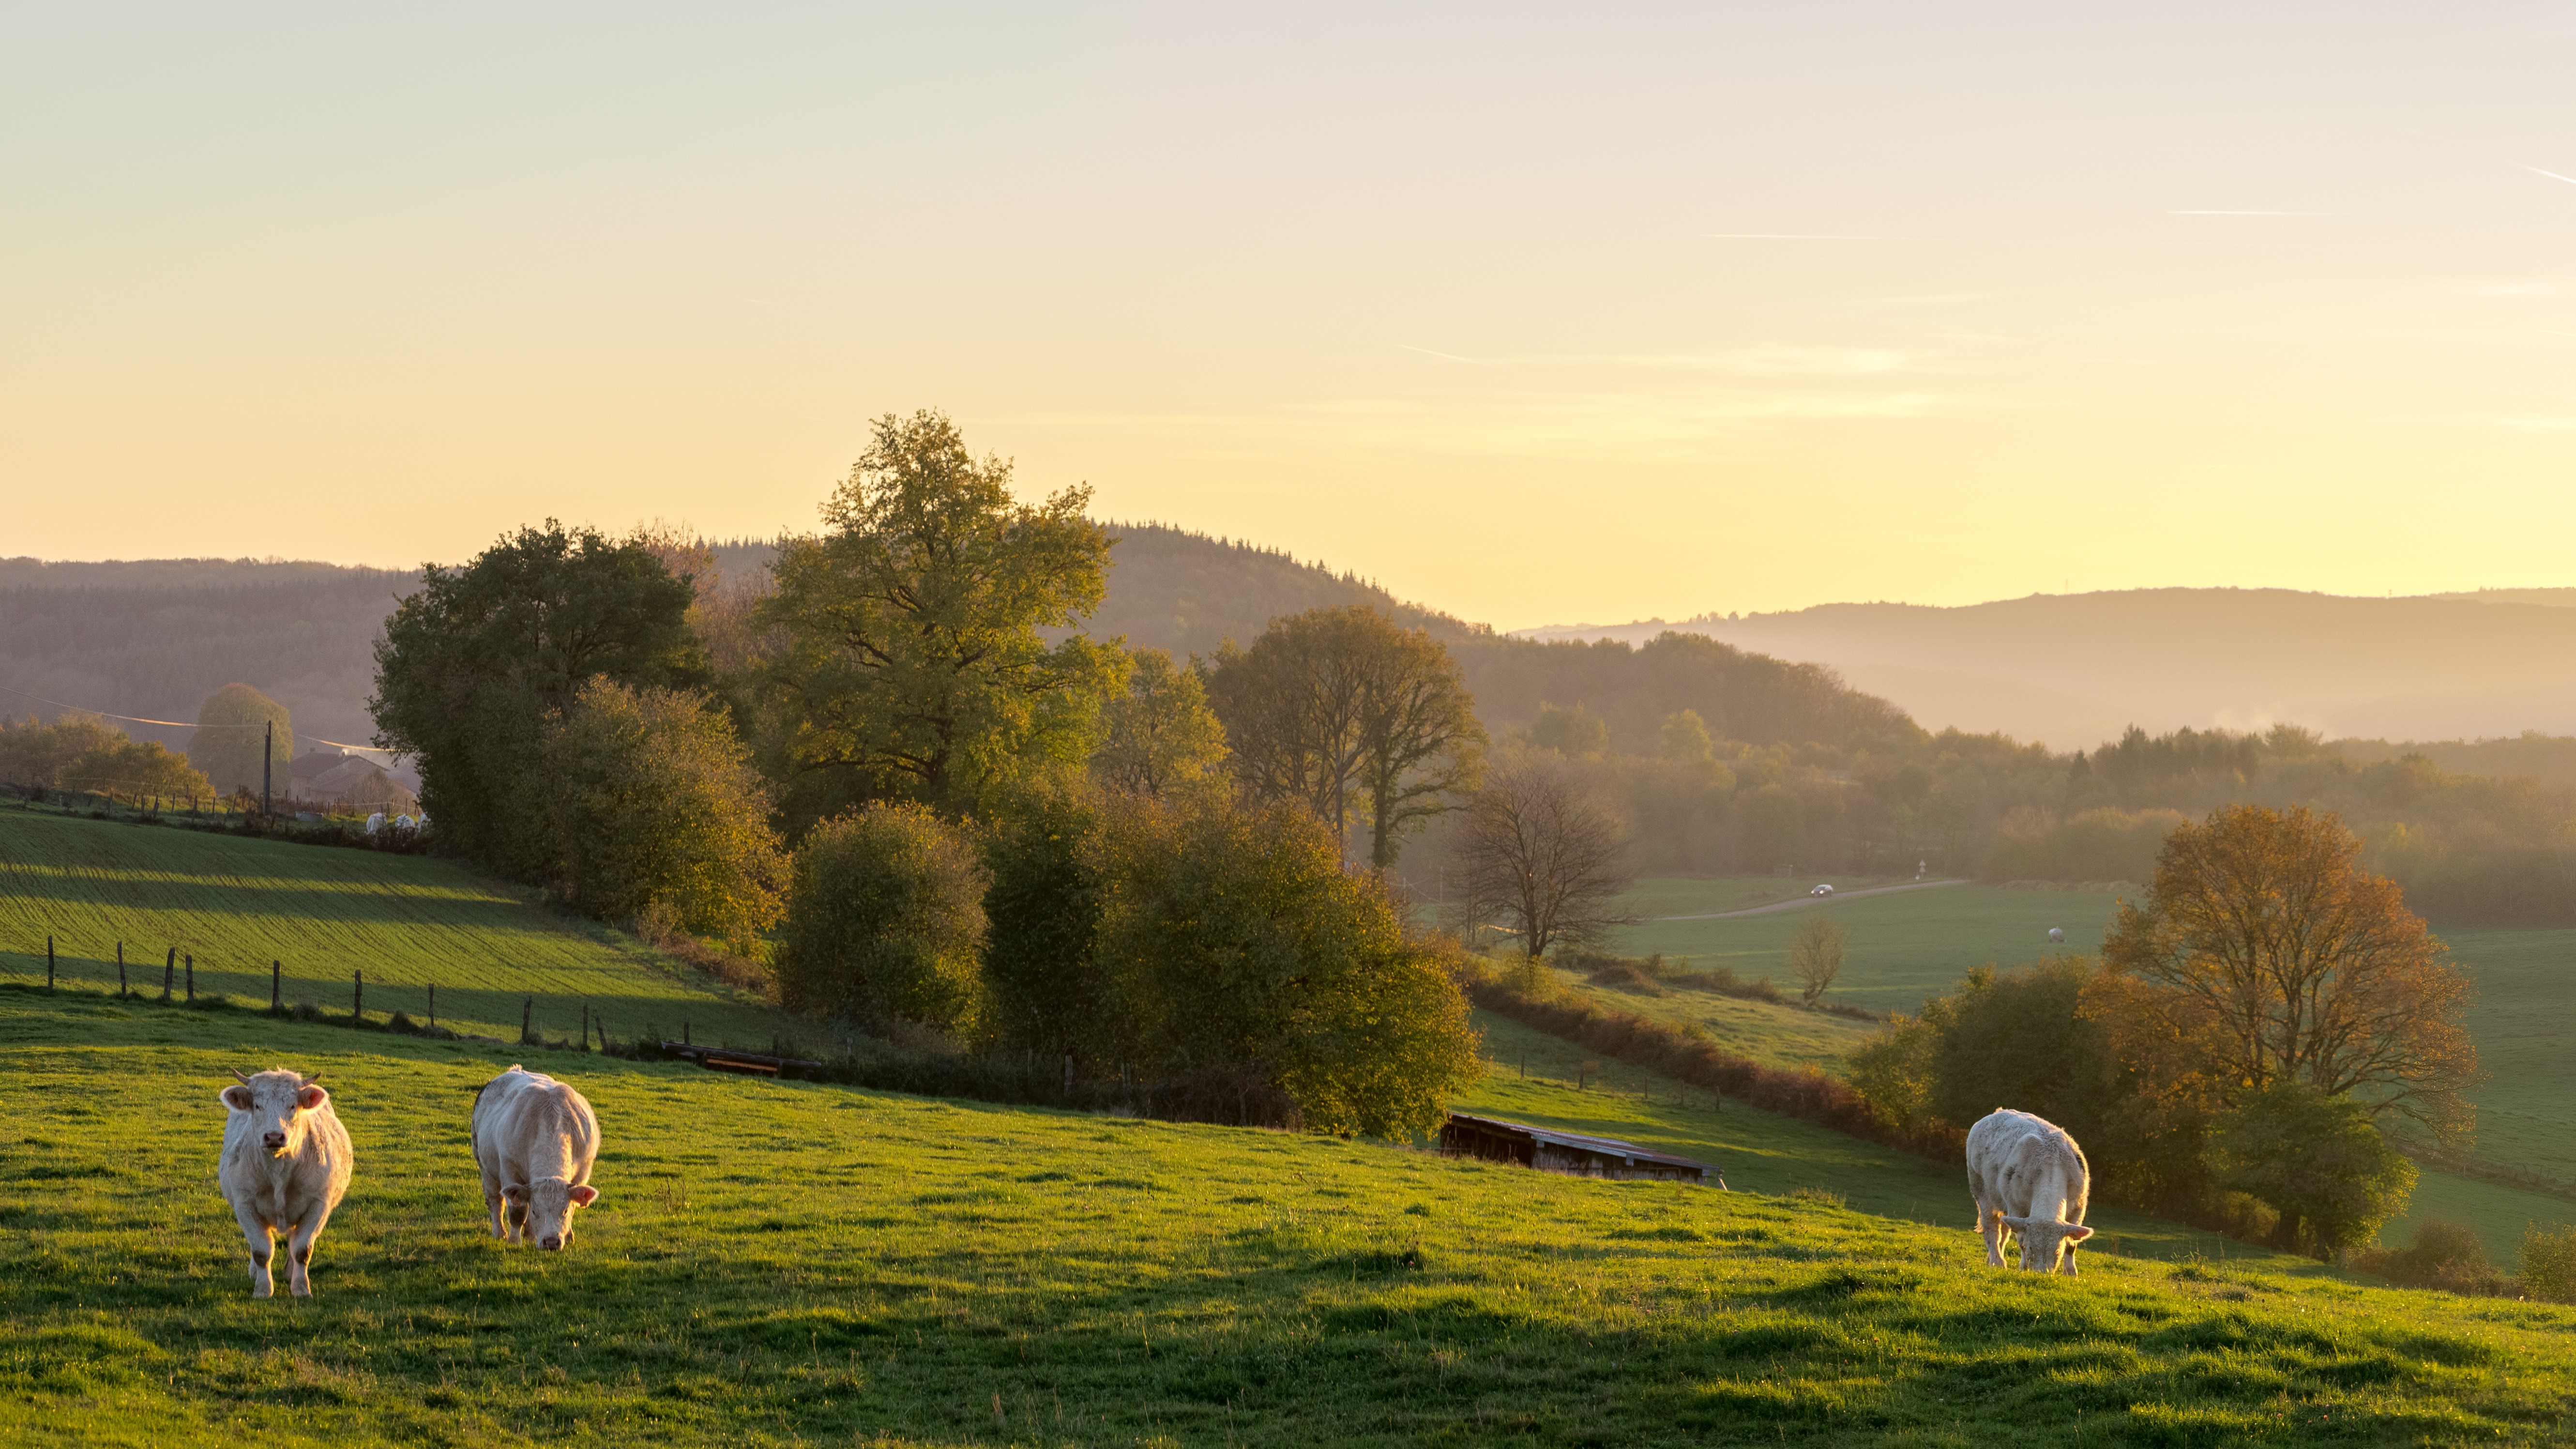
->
[262,720,274,816]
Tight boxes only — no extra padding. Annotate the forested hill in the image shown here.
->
[0,530,1920,760]
[0,558,419,755]
[1524,588,2576,749]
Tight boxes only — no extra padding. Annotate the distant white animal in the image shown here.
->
[471,1065,602,1251]
[2047,927,2066,944]
[217,1068,354,1298]
[1810,884,1834,896]
[365,812,385,834]
[1965,1108,2094,1275]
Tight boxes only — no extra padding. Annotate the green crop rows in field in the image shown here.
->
[0,807,781,1049]
[16,991,2576,1447]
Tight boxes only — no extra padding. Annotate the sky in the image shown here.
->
[7,3,2576,629]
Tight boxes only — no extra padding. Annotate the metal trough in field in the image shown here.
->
[1438,1113,1721,1187]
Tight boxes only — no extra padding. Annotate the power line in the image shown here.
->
[0,683,401,757]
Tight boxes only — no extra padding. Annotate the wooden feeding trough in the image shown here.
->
[1439,1113,1721,1187]
[660,1042,823,1079]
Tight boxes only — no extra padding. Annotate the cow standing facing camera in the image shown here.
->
[217,1068,353,1298]
[471,1065,601,1250]
[1966,1108,2095,1275]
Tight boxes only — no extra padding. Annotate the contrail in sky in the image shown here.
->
[1702,233,1899,240]
[2520,163,2576,187]
[2168,210,2323,215]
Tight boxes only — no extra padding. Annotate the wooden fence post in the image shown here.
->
[428,983,436,1030]
[682,1018,690,1046]
[271,961,281,1012]
[117,942,126,998]
[45,935,53,992]
[162,947,173,1002]
[184,953,193,1003]
[521,995,533,1045]
[353,970,364,1022]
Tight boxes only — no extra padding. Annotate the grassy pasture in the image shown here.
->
[0,806,779,1050]
[1603,878,2126,1015]
[15,991,2576,1447]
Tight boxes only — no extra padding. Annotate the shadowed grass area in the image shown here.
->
[0,806,781,1047]
[11,988,2576,1447]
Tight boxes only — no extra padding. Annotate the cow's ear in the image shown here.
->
[220,1086,255,1111]
[2064,1225,2094,1241]
[296,1085,329,1111]
[502,1183,528,1204]
[568,1185,598,1207]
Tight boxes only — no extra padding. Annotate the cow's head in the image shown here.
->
[2001,1215,2093,1275]
[502,1177,600,1251]
[218,1068,329,1157]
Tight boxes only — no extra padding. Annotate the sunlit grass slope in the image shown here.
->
[16,991,2576,1448]
[0,806,777,1047]
[1518,963,1878,1072]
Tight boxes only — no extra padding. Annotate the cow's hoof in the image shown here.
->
[252,1285,273,1299]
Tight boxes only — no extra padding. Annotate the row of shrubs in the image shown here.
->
[1458,961,1962,1160]
[1561,949,1879,1021]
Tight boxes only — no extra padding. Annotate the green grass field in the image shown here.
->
[0,805,781,1050]
[1603,878,2127,1016]
[18,989,2576,1447]
[1520,965,1879,1072]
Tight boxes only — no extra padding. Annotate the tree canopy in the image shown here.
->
[759,410,1122,822]
[188,683,293,796]
[2104,804,2478,1143]
[1208,604,1482,868]
[371,520,706,878]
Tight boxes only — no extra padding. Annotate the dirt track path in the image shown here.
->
[1653,877,1969,922]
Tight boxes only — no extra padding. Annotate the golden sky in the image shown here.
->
[8,5,2576,628]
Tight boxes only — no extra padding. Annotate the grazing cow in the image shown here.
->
[471,1065,601,1251]
[217,1068,353,1298]
[1966,1108,2094,1275]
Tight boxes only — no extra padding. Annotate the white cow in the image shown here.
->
[217,1068,354,1298]
[1965,1108,2094,1275]
[471,1065,601,1251]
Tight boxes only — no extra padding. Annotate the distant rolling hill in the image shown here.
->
[1522,588,2576,751]
[2,526,1918,764]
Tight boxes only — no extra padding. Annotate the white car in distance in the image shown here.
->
[1810,884,1834,897]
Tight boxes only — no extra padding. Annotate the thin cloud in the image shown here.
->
[1701,232,1910,240]
[2168,210,2325,216]
[2518,163,2576,187]
[1395,344,1921,375]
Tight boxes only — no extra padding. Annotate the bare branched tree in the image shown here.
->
[1458,752,1632,960]
[1789,914,1846,1005]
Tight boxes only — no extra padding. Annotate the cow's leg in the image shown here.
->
[2060,1238,2080,1278]
[231,1200,276,1298]
[482,1172,510,1241]
[1978,1204,2006,1267]
[286,1198,336,1297]
[504,1197,529,1245]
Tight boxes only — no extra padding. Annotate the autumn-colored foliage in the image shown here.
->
[2103,803,2478,1144]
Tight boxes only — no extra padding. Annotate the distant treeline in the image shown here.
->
[16,539,2576,924]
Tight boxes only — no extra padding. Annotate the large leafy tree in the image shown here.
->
[759,410,1122,822]
[2103,803,2478,1143]
[371,521,706,878]
[1207,605,1483,868]
[773,801,989,1033]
